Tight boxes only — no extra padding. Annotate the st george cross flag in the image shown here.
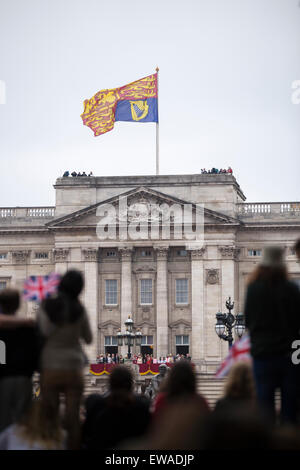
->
[81,73,158,136]
[23,273,61,302]
[215,334,252,378]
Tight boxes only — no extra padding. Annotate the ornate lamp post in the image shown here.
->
[215,297,245,349]
[117,315,142,359]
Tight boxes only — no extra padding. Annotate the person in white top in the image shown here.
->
[0,400,65,450]
[38,270,92,450]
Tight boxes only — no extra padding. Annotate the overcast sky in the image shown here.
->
[0,0,299,207]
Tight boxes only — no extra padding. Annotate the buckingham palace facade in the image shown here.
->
[0,173,299,373]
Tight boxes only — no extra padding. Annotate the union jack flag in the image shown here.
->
[215,334,252,378]
[23,273,61,302]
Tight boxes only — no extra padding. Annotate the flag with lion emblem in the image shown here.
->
[81,73,158,136]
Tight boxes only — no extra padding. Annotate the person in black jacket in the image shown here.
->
[82,366,151,449]
[244,246,300,425]
[0,289,40,433]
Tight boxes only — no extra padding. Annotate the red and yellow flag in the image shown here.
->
[81,74,158,137]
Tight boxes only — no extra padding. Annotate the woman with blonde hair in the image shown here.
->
[215,362,256,413]
[0,400,65,450]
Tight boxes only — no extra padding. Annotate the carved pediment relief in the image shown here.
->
[169,319,191,328]
[98,320,120,330]
[47,187,241,234]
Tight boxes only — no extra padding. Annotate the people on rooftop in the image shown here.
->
[201,167,233,174]
[64,171,93,178]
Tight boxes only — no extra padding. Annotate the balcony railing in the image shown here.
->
[237,202,300,216]
[0,207,55,218]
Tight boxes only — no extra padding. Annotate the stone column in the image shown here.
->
[82,248,99,363]
[219,245,240,359]
[190,247,206,365]
[119,247,133,357]
[12,251,30,317]
[155,246,169,358]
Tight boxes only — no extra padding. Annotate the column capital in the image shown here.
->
[189,247,206,260]
[154,245,169,260]
[82,248,98,262]
[219,245,240,260]
[118,246,134,260]
[53,248,69,262]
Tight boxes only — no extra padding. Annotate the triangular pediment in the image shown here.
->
[47,186,241,232]
[169,319,191,328]
[98,320,120,329]
[135,320,155,328]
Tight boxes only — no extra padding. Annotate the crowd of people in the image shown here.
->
[0,240,300,450]
[95,353,191,364]
[201,167,233,174]
[62,171,93,177]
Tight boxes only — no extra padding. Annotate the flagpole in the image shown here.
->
[156,66,159,175]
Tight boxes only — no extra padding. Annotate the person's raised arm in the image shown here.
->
[0,314,36,329]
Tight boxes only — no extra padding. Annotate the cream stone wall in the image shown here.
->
[1,174,300,372]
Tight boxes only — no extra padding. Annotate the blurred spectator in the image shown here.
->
[0,289,39,433]
[214,362,256,413]
[38,270,92,449]
[62,171,69,177]
[82,366,151,449]
[0,400,65,450]
[198,406,272,450]
[152,361,209,419]
[71,171,77,177]
[244,246,300,425]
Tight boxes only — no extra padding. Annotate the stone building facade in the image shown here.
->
[0,173,299,373]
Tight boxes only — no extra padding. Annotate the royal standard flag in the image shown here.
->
[81,73,158,136]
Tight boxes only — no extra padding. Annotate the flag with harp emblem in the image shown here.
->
[81,73,158,137]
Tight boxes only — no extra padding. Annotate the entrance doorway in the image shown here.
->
[176,345,189,356]
[105,346,118,355]
[141,346,153,357]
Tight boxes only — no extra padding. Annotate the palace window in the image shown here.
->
[0,253,7,260]
[141,335,154,345]
[0,281,7,291]
[35,252,49,259]
[248,249,262,257]
[141,250,152,257]
[106,251,116,257]
[105,279,118,305]
[176,279,188,304]
[104,336,118,346]
[140,279,153,305]
[175,335,189,345]
[176,250,187,257]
